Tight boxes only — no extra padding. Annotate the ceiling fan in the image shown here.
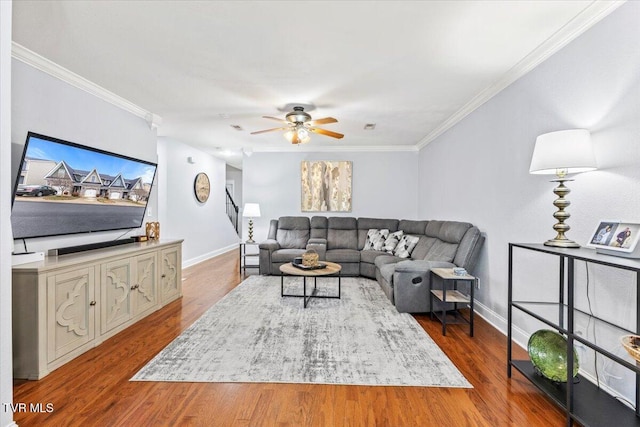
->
[251,106,344,144]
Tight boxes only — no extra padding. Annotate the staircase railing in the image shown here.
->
[225,188,239,234]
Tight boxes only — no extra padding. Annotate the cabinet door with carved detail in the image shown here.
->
[160,245,182,304]
[101,258,133,334]
[47,267,96,363]
[133,252,158,317]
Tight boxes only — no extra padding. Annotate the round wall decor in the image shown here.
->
[194,172,210,203]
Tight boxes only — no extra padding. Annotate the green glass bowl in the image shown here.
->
[527,329,579,383]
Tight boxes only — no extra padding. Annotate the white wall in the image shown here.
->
[226,164,243,207]
[0,2,15,426]
[243,150,419,242]
[418,2,640,401]
[157,138,239,266]
[11,59,159,254]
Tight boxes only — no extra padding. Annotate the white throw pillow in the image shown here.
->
[393,234,420,258]
[384,230,404,254]
[363,229,389,251]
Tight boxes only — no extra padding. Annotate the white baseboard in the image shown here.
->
[473,299,528,351]
[182,244,238,268]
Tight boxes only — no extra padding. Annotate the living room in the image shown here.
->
[1,1,639,426]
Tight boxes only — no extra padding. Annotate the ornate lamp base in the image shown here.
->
[246,219,255,243]
[544,237,580,248]
[544,178,580,248]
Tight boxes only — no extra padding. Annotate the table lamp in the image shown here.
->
[529,129,597,248]
[242,203,261,243]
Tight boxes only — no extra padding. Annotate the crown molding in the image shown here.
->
[251,144,418,153]
[416,0,626,150]
[11,42,159,123]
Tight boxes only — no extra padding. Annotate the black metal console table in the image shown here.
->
[508,243,640,427]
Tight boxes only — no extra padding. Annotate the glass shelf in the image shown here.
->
[512,301,639,373]
[511,360,640,427]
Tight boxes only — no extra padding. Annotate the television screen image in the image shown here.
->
[11,132,157,240]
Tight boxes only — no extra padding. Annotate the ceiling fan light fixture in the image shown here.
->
[252,105,343,143]
[297,127,309,140]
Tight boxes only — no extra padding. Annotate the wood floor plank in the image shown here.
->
[13,249,566,426]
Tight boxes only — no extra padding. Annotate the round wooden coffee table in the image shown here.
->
[279,261,342,308]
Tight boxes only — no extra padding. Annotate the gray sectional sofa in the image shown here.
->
[259,216,484,313]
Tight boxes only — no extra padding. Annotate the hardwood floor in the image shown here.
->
[13,250,566,426]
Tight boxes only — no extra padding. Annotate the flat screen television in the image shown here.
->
[11,132,157,240]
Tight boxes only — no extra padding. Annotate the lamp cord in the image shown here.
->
[585,262,600,388]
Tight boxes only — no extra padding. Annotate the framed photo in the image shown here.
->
[588,221,640,253]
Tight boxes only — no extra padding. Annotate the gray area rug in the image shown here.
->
[132,275,471,388]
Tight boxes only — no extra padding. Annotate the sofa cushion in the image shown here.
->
[453,226,483,270]
[310,216,328,239]
[327,217,358,250]
[424,240,458,263]
[276,216,310,249]
[374,254,402,269]
[272,248,307,262]
[363,229,389,251]
[384,230,404,254]
[419,221,473,262]
[360,249,388,265]
[357,218,399,249]
[425,220,471,243]
[394,234,420,258]
[399,220,428,235]
[326,249,361,263]
[411,236,436,260]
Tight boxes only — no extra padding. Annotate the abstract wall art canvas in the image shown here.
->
[301,161,352,212]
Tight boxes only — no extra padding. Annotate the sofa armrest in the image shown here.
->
[259,239,280,275]
[259,239,280,251]
[393,260,456,313]
[306,238,327,260]
[395,259,455,274]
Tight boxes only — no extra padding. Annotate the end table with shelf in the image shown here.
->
[239,242,260,273]
[429,267,476,337]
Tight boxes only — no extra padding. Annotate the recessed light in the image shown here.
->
[364,123,376,130]
[230,125,243,131]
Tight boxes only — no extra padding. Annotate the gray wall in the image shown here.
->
[418,1,640,401]
[11,59,159,254]
[158,137,239,266]
[242,150,419,242]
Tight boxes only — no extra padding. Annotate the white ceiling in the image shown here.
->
[11,1,622,168]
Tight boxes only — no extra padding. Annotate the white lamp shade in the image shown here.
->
[242,203,261,218]
[529,129,597,175]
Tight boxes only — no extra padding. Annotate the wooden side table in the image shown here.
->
[429,267,476,337]
[239,242,259,273]
[279,261,342,308]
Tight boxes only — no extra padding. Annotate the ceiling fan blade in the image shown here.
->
[262,115,287,123]
[307,117,337,126]
[250,127,289,135]
[308,127,344,139]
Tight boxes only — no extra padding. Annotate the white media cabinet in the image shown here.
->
[12,239,183,380]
